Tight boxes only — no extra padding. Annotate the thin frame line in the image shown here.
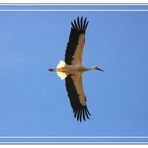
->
[0,136,148,139]
[0,3,148,5]
[0,9,148,11]
[0,142,148,144]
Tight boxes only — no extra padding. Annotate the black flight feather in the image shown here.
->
[65,75,91,122]
[65,16,89,65]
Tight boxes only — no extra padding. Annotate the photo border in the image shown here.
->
[0,3,148,144]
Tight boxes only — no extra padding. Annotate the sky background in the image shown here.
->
[0,5,148,142]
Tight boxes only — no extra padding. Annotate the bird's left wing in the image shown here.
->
[65,73,91,122]
[65,17,89,65]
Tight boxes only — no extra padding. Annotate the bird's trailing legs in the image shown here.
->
[48,68,56,72]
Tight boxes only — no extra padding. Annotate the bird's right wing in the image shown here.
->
[65,17,89,65]
[65,73,91,122]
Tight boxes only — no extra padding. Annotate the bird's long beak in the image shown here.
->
[96,67,104,72]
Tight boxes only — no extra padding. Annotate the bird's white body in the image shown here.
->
[57,61,85,73]
[56,60,98,80]
[56,60,83,80]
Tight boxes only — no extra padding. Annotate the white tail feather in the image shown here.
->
[56,60,68,80]
[57,60,66,69]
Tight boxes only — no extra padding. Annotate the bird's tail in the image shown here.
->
[57,60,67,69]
[56,60,68,80]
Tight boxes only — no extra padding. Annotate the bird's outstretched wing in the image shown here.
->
[65,17,89,65]
[65,74,91,122]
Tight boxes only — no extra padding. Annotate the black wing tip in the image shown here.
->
[71,16,89,33]
[73,106,91,122]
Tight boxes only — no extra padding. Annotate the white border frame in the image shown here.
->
[0,4,148,144]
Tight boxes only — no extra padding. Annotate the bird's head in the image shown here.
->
[92,66,104,72]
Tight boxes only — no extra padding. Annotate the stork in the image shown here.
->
[48,17,103,122]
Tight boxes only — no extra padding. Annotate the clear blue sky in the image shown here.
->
[0,5,148,143]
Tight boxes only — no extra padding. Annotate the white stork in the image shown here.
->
[49,17,104,122]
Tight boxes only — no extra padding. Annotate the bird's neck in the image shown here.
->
[85,67,96,71]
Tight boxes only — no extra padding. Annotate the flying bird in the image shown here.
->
[48,17,103,122]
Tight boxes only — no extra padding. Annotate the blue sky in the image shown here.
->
[0,5,148,142]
